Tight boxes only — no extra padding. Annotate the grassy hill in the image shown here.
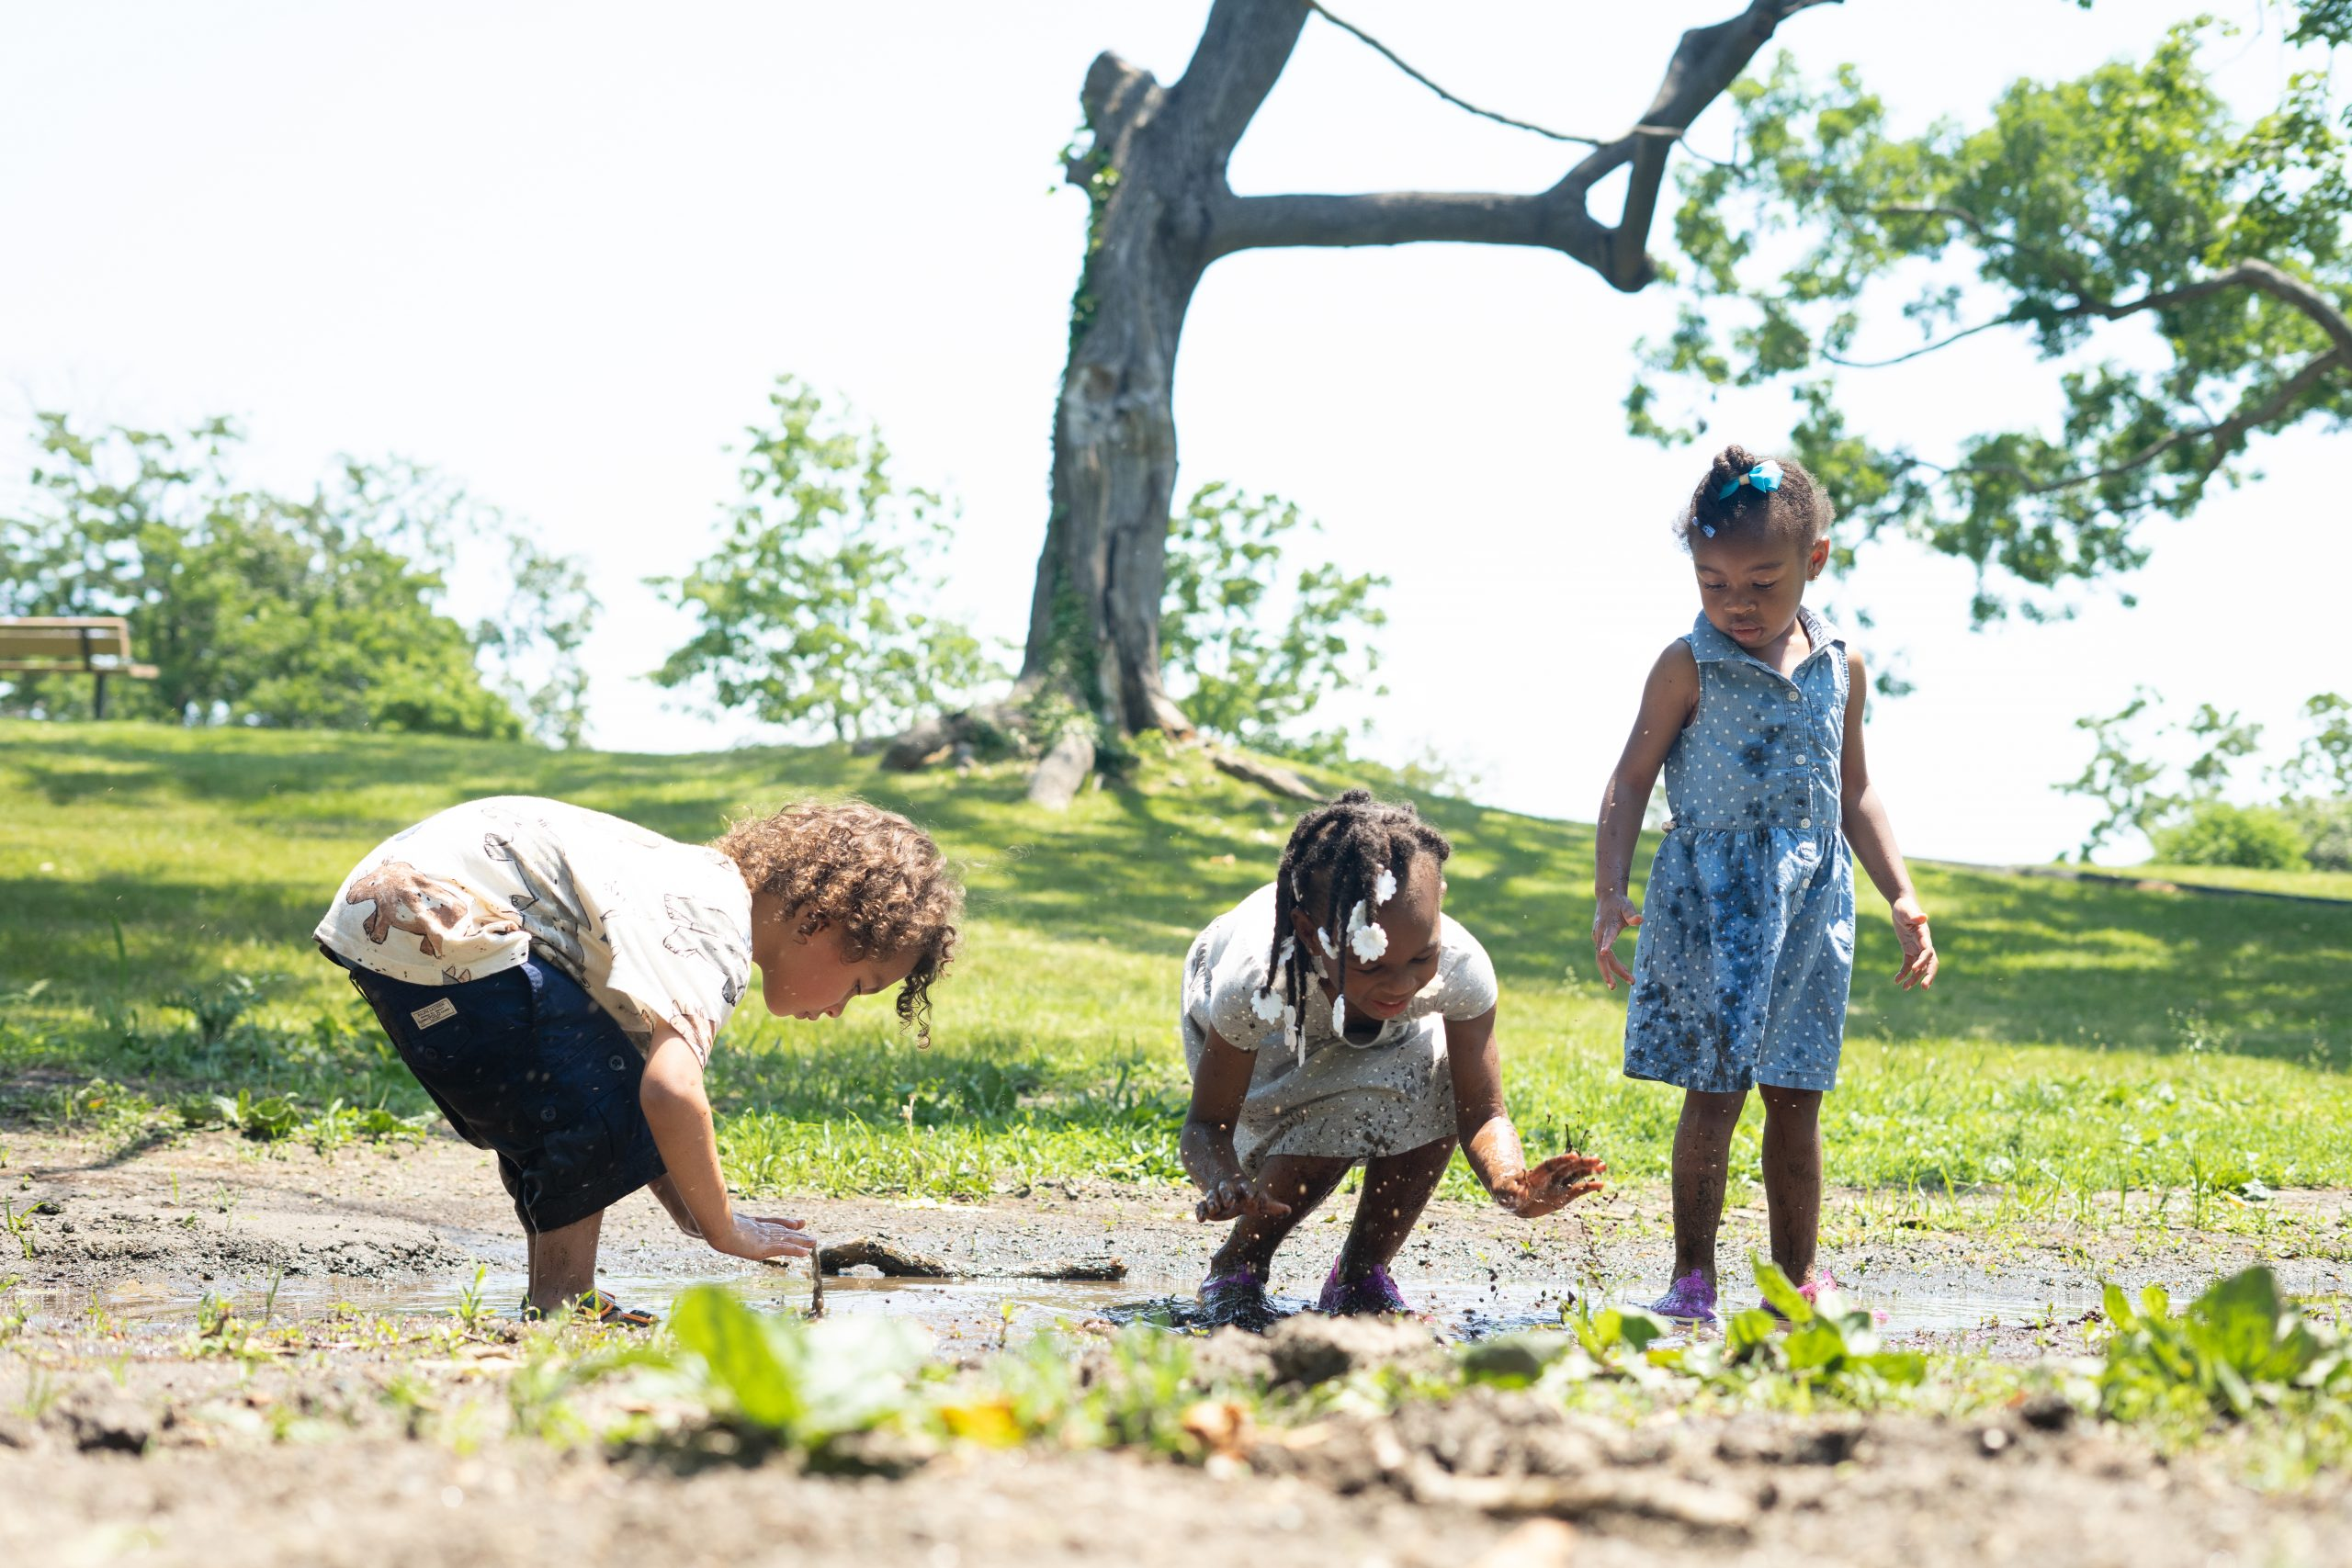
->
[4,720,2349,1213]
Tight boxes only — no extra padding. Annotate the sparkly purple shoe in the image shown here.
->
[1762,1269,1840,1319]
[1648,1269,1719,1324]
[1318,1261,1412,1316]
[1199,1269,1279,1330]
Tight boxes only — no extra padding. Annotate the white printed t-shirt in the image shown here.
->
[1179,882,1498,1169]
[316,796,753,1066]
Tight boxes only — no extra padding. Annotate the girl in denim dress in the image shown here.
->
[1590,446,1939,1324]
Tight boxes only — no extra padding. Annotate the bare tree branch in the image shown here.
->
[2064,259,2352,364]
[1172,0,1314,171]
[1211,186,1609,265]
[1824,312,2023,367]
[1212,0,1831,288]
[1302,0,1605,146]
[1918,348,2346,499]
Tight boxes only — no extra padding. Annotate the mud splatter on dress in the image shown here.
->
[1182,883,1498,1171]
[1623,609,1856,1093]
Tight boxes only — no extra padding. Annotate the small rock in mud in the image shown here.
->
[48,1382,152,1455]
[1265,1314,1443,1388]
[2019,1392,2075,1432]
[0,1413,43,1452]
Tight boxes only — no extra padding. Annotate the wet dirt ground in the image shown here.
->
[6,1123,2352,1566]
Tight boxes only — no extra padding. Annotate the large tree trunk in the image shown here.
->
[1017,0,1828,742]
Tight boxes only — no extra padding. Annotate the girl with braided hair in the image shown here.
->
[1593,444,1938,1325]
[1181,790,1606,1324]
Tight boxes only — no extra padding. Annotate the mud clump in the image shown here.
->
[1265,1314,1445,1387]
[50,1381,153,1455]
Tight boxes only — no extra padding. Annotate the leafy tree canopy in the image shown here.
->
[0,414,595,741]
[650,378,999,744]
[1159,481,1388,763]
[1632,9,2350,624]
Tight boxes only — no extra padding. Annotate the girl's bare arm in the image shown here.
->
[1592,643,1700,987]
[1446,1009,1606,1217]
[1839,650,1939,989]
[1181,1026,1292,1223]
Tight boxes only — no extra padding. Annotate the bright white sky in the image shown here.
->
[0,1,2332,865]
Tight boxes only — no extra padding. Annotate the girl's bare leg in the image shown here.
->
[1758,1084,1824,1286]
[526,1210,604,1314]
[1335,1137,1455,1281]
[1671,1089,1747,1289]
[1209,1153,1351,1280]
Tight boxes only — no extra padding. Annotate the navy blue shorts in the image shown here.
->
[329,951,666,1234]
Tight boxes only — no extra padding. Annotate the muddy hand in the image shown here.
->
[1503,1153,1609,1218]
[715,1213,815,1260]
[1891,896,1939,990]
[1195,1176,1292,1224]
[1592,892,1643,990]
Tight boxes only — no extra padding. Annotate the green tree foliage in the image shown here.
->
[2151,800,2310,870]
[2060,687,2346,864]
[649,378,997,744]
[1159,481,1387,761]
[0,415,594,741]
[1630,14,2350,622]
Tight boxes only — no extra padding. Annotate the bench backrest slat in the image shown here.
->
[0,616,138,665]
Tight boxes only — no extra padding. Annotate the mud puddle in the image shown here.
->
[11,1262,2109,1352]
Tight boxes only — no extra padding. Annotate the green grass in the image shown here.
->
[3,719,2349,1213]
[2122,862,2352,901]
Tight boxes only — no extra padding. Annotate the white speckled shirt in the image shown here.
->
[1180,882,1498,1168]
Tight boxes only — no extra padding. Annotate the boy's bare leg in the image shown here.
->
[526,1210,604,1314]
[1670,1089,1747,1289]
[1335,1136,1455,1282]
[1208,1153,1351,1280]
[1758,1084,1825,1286]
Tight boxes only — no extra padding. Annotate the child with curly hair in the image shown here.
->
[1181,790,1606,1325]
[1591,445,1938,1324]
[316,795,958,1324]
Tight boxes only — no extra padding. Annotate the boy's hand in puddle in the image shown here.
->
[1194,1176,1293,1224]
[715,1212,817,1260]
[1492,1152,1609,1218]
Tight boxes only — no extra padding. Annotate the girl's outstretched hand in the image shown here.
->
[1891,895,1938,989]
[1591,892,1644,989]
[1494,1152,1609,1218]
[1194,1176,1293,1224]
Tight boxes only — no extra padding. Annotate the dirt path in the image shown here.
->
[7,1127,2352,1567]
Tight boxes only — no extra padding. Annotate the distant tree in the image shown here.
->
[1159,481,1386,761]
[2058,688,2352,865]
[0,414,594,740]
[1630,9,2351,623]
[650,378,998,744]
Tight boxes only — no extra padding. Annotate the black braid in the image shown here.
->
[1263,789,1453,1043]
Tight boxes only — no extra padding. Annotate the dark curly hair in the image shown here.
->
[1261,790,1452,1047]
[1676,443,1834,551]
[711,799,961,1045]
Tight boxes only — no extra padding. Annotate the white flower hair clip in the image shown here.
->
[1331,994,1347,1035]
[1345,899,1387,964]
[1314,925,1339,960]
[1373,866,1397,906]
[1251,987,1284,1023]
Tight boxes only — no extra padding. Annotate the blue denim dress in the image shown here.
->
[1622,608,1856,1094]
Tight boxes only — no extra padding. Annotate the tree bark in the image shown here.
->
[1021,0,1833,740]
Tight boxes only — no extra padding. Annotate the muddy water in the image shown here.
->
[12,1261,2109,1347]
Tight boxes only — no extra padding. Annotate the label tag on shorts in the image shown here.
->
[411,997,458,1029]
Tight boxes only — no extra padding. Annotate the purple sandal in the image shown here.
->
[1648,1269,1719,1325]
[1318,1260,1412,1316]
[1198,1269,1279,1330]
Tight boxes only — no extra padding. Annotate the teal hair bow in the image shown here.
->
[1714,458,1784,501]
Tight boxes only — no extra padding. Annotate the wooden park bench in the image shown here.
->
[0,616,159,717]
